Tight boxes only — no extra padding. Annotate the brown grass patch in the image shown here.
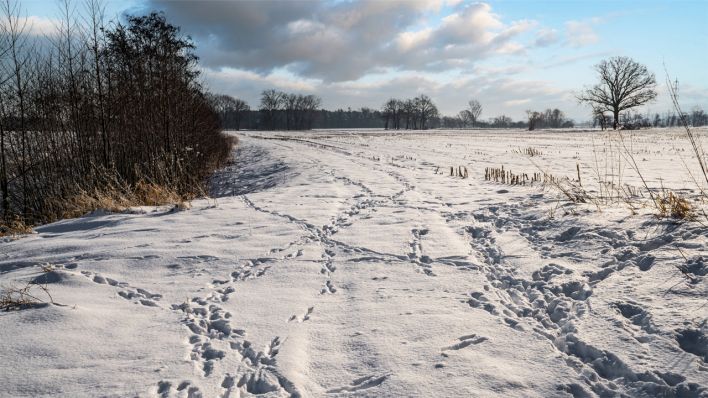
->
[656,191,694,220]
[0,217,34,237]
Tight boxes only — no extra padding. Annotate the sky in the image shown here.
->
[19,0,708,121]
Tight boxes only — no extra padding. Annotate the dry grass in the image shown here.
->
[656,191,694,220]
[450,166,469,178]
[55,180,187,221]
[513,147,543,157]
[0,217,34,237]
[0,266,55,311]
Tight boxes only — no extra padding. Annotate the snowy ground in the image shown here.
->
[1,128,707,398]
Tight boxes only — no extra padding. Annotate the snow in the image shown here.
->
[1,128,707,397]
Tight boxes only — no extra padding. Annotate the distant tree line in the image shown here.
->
[526,109,574,130]
[210,102,384,130]
[0,3,231,225]
[381,95,439,130]
[209,90,322,130]
[591,107,708,130]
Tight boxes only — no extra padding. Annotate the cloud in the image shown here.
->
[535,28,558,47]
[149,1,534,82]
[504,99,531,106]
[0,15,60,36]
[565,20,599,47]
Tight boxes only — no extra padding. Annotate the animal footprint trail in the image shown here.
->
[319,245,339,295]
[164,251,300,396]
[461,201,706,397]
[321,280,337,294]
[327,374,390,394]
[408,228,435,276]
[442,334,488,351]
[225,336,301,397]
[80,270,163,307]
[289,306,314,323]
[155,379,203,398]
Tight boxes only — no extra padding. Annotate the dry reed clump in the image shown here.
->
[133,181,183,206]
[0,217,34,237]
[450,166,469,178]
[513,147,543,157]
[484,166,560,186]
[656,191,694,220]
[55,180,187,221]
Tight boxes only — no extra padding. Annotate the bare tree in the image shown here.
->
[458,110,471,127]
[402,99,415,129]
[0,7,9,217]
[1,0,33,217]
[208,94,250,130]
[526,110,540,131]
[577,56,657,130]
[467,99,482,127]
[415,95,438,130]
[382,98,402,130]
[300,94,321,130]
[232,98,249,130]
[0,6,231,225]
[259,89,283,130]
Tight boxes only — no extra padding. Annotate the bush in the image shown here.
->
[0,8,233,226]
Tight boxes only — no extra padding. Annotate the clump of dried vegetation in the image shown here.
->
[513,147,543,157]
[0,283,52,311]
[0,265,56,311]
[0,216,32,236]
[450,166,469,178]
[655,191,694,220]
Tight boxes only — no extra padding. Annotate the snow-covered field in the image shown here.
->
[1,128,707,397]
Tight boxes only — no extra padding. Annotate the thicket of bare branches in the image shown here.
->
[526,108,574,130]
[0,1,232,225]
[382,95,439,130]
[254,89,321,131]
[207,93,250,131]
[459,99,482,128]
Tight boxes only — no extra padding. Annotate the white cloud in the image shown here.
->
[151,1,534,82]
[504,99,531,106]
[565,20,599,47]
[1,15,60,36]
[535,28,558,47]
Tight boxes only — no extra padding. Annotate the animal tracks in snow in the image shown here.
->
[442,334,488,351]
[288,306,314,323]
[80,270,163,307]
[326,374,390,394]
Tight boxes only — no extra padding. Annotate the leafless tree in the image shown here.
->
[492,115,513,128]
[577,56,657,130]
[0,8,9,217]
[458,110,471,127]
[232,98,249,130]
[526,110,540,131]
[467,99,482,127]
[259,89,283,130]
[402,99,415,129]
[415,95,438,130]
[382,98,403,130]
[208,94,250,130]
[0,4,231,225]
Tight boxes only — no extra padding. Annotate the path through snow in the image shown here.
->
[1,129,707,397]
